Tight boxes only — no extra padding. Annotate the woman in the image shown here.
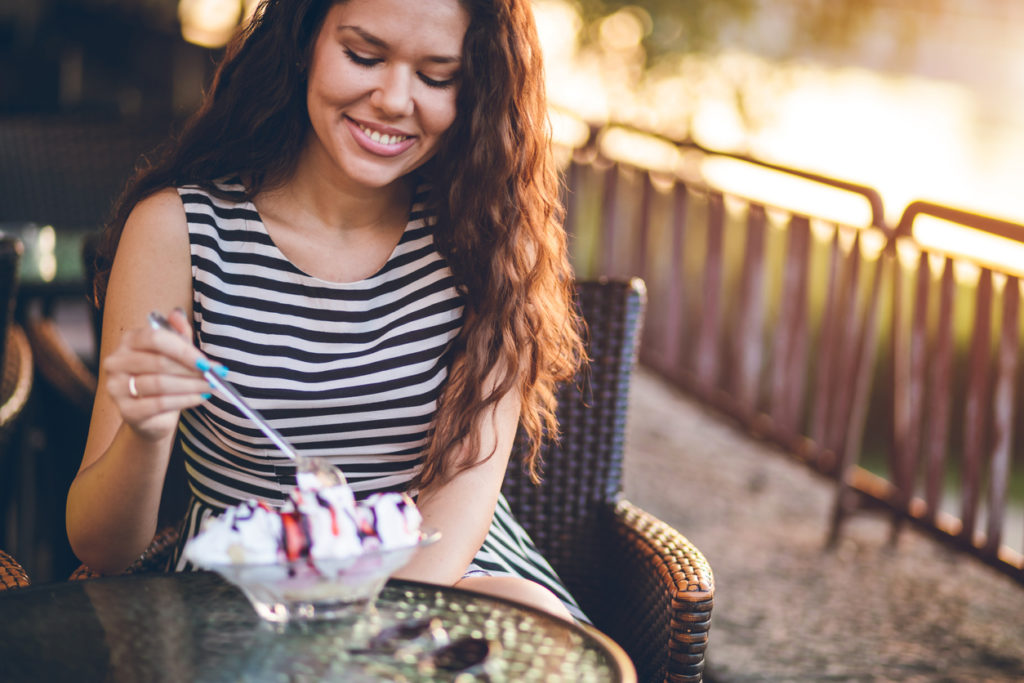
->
[65,0,587,622]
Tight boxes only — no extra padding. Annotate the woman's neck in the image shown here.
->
[269,155,410,235]
[250,145,414,283]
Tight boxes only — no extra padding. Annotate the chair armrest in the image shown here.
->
[69,525,180,581]
[602,499,714,683]
[24,315,96,415]
[0,549,30,590]
[0,325,33,429]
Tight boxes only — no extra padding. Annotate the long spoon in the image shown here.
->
[147,311,346,488]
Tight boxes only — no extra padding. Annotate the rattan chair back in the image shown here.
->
[502,278,715,683]
[502,278,644,616]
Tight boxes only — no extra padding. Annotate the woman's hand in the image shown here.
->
[100,308,212,442]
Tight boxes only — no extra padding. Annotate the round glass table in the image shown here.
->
[0,572,635,682]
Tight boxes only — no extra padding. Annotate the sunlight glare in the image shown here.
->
[178,0,241,48]
[598,8,650,52]
[911,215,1024,279]
[699,156,876,229]
[549,108,590,150]
[599,127,680,175]
[747,67,978,226]
[691,98,747,152]
[535,1,611,124]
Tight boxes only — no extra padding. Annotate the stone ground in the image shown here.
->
[622,367,1024,683]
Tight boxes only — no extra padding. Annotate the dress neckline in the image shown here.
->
[243,190,418,287]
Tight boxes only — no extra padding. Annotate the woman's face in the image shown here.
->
[304,0,469,191]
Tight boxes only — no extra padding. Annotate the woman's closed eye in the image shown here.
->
[345,48,382,67]
[344,48,457,90]
[418,72,458,89]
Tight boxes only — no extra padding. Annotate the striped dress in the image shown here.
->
[168,180,588,622]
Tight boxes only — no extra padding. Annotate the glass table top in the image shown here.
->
[0,571,634,682]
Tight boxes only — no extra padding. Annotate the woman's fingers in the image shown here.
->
[101,313,223,442]
[110,371,211,401]
[108,322,222,380]
[114,391,210,443]
[120,391,210,417]
[166,307,192,337]
[130,325,207,373]
[106,348,204,380]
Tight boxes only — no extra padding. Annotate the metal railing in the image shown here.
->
[561,124,1024,584]
[866,201,1024,577]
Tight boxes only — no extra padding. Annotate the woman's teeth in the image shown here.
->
[358,123,410,146]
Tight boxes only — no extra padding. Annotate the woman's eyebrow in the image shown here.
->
[338,25,388,49]
[337,25,462,64]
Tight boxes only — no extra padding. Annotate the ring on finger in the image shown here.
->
[128,375,140,399]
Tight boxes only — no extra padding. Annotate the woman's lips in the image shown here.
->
[345,116,417,157]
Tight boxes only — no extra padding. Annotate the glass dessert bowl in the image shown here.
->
[183,484,435,623]
[188,531,439,623]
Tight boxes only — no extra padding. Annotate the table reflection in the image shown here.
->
[0,572,633,682]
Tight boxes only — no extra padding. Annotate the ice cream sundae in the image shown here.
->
[183,477,430,622]
[186,480,423,569]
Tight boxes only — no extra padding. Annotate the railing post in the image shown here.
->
[985,276,1018,555]
[694,191,725,390]
[662,182,689,382]
[960,267,993,547]
[730,203,767,416]
[769,214,811,438]
[923,257,955,524]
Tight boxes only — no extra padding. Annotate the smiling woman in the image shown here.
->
[67,0,589,625]
[301,1,467,192]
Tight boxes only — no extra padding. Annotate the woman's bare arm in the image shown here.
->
[66,188,210,574]
[391,373,521,585]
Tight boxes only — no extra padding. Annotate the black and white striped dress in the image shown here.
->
[168,180,588,622]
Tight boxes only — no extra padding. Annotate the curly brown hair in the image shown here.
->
[93,0,584,488]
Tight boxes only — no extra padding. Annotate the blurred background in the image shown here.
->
[3,2,1024,679]
[2,0,1023,625]
[3,0,1023,224]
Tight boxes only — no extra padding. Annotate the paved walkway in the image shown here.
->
[622,367,1024,682]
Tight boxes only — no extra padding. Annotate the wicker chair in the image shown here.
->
[0,236,34,586]
[0,238,32,433]
[0,324,33,593]
[502,278,714,683]
[0,549,30,590]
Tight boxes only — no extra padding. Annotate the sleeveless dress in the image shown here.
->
[167,180,589,623]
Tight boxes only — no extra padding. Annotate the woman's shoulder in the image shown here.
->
[115,188,190,288]
[119,189,188,258]
[127,187,187,229]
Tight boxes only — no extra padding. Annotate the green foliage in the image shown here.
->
[574,0,757,57]
[570,0,945,68]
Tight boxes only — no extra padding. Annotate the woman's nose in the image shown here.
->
[371,66,414,119]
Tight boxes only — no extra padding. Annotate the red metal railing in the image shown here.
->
[863,201,1024,576]
[562,125,1024,584]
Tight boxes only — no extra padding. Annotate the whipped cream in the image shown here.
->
[185,481,423,567]
[358,492,423,551]
[185,500,283,565]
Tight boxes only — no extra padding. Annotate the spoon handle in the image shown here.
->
[147,311,301,461]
